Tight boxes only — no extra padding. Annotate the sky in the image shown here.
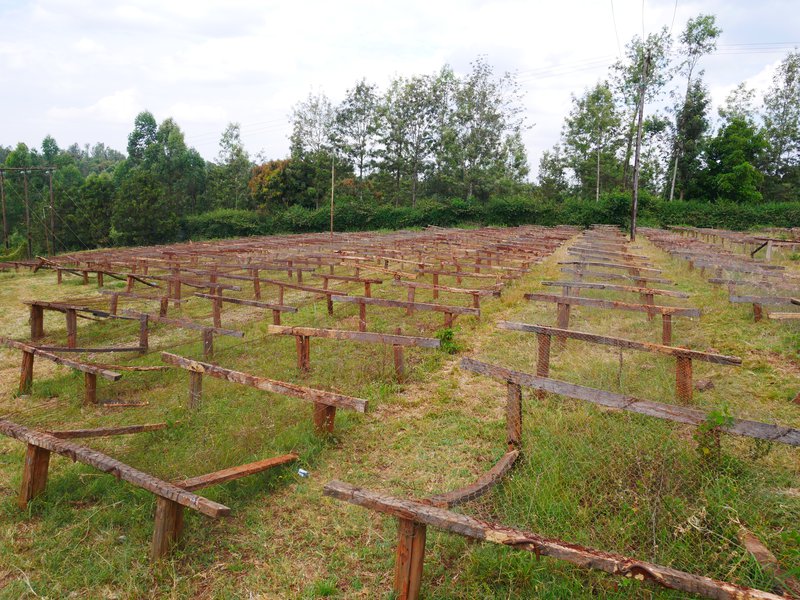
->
[1,0,798,176]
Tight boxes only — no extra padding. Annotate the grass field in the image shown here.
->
[0,228,798,599]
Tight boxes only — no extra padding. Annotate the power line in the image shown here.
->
[669,0,678,36]
[610,0,623,58]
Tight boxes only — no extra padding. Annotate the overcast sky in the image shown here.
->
[1,0,798,176]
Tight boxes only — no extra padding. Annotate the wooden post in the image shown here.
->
[84,372,98,405]
[358,301,367,332]
[556,303,570,349]
[296,335,311,373]
[443,312,454,328]
[151,496,184,560]
[753,303,763,322]
[471,293,480,310]
[644,292,655,322]
[393,328,405,381]
[202,330,214,360]
[65,309,78,348]
[82,270,89,285]
[30,305,44,340]
[252,269,261,300]
[535,332,551,400]
[126,275,134,292]
[364,282,372,298]
[109,293,119,316]
[189,371,203,409]
[394,518,427,600]
[272,309,281,325]
[406,287,416,316]
[506,382,522,448]
[19,350,34,394]
[675,356,693,404]
[327,295,334,316]
[18,443,51,509]
[661,314,673,345]
[313,402,336,434]
[159,296,169,317]
[432,273,439,299]
[278,285,284,306]
[139,315,149,354]
[212,296,222,328]
[97,271,103,287]
[56,269,62,284]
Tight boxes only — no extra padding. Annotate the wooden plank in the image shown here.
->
[767,313,800,320]
[33,345,145,354]
[123,310,244,338]
[496,323,741,365]
[460,358,800,447]
[0,338,123,380]
[267,325,440,348]
[160,352,367,413]
[47,423,170,439]
[542,280,689,299]
[394,518,427,600]
[0,419,229,517]
[177,454,298,491]
[18,444,50,509]
[558,260,662,274]
[524,293,701,317]
[323,480,784,600]
[332,295,479,316]
[427,450,520,509]
[193,293,297,313]
[729,296,794,305]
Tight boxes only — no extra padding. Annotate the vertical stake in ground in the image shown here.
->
[394,518,427,600]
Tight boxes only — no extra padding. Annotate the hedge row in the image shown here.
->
[182,195,800,241]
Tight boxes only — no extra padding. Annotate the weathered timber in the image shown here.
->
[426,450,520,509]
[160,352,368,413]
[48,422,170,439]
[324,480,784,600]
[524,293,699,317]
[0,419,229,517]
[193,293,297,325]
[331,295,478,316]
[0,338,123,379]
[123,310,244,338]
[542,281,689,299]
[460,358,800,447]
[496,323,740,365]
[560,267,674,286]
[267,325,440,348]
[177,454,298,491]
[558,260,662,274]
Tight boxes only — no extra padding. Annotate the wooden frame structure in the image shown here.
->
[497,322,741,403]
[331,295,479,331]
[267,325,440,380]
[160,352,368,433]
[524,292,700,345]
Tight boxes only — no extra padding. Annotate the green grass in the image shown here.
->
[0,228,798,598]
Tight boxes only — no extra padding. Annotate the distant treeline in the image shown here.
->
[1,12,799,252]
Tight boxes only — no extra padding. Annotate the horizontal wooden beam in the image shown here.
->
[177,453,298,491]
[47,422,170,439]
[542,281,689,299]
[332,295,479,316]
[193,293,297,312]
[160,352,368,412]
[524,293,701,317]
[123,310,244,337]
[558,260,662,274]
[323,480,783,600]
[267,325,440,348]
[729,296,794,305]
[496,322,740,365]
[560,268,674,286]
[0,419,229,517]
[34,345,145,354]
[460,358,800,447]
[0,338,122,380]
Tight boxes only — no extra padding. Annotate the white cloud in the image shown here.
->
[47,88,141,123]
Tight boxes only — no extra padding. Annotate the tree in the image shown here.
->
[127,111,158,163]
[718,83,758,125]
[65,173,114,247]
[562,82,622,200]
[208,123,252,209]
[611,28,673,189]
[289,92,336,208]
[701,117,766,203]
[537,145,570,199]
[111,168,178,246]
[667,14,720,201]
[762,51,800,200]
[668,80,711,200]
[249,159,292,211]
[334,80,379,200]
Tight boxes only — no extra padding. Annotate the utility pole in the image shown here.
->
[0,170,7,250]
[330,155,335,240]
[49,169,56,255]
[630,50,651,242]
[23,171,32,259]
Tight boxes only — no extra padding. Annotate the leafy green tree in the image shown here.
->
[537,145,570,199]
[208,123,252,209]
[667,14,720,201]
[762,51,800,200]
[289,93,337,208]
[335,80,379,200]
[127,111,158,163]
[718,83,758,125]
[65,173,114,247]
[562,81,622,200]
[111,168,177,246]
[701,117,766,202]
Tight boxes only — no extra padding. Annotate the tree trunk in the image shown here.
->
[595,147,601,202]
